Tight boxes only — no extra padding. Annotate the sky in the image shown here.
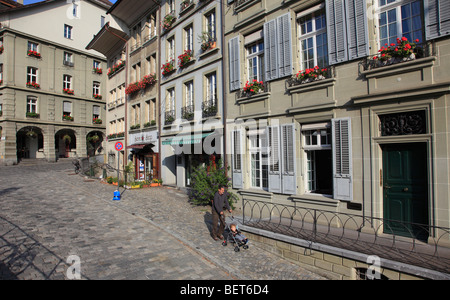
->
[23,0,117,4]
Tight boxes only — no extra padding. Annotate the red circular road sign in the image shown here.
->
[115,142,124,151]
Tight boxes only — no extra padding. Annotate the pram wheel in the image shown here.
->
[234,246,240,252]
[243,245,249,250]
[222,241,227,246]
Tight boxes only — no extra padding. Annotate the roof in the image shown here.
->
[86,22,129,57]
[107,0,159,27]
[0,0,112,13]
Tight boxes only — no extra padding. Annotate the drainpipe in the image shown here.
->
[220,0,227,175]
[157,4,162,181]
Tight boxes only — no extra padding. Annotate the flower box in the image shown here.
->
[125,82,140,95]
[62,115,74,121]
[178,50,194,68]
[93,94,102,99]
[93,67,103,74]
[107,60,125,77]
[27,50,41,58]
[26,82,40,89]
[26,112,40,118]
[294,66,329,85]
[243,80,265,96]
[140,73,157,89]
[371,37,422,68]
[161,60,175,76]
[150,183,161,187]
[63,88,74,95]
[93,118,102,124]
[162,14,176,32]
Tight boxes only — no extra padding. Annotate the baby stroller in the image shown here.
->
[222,215,249,252]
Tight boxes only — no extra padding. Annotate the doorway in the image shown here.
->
[382,142,429,240]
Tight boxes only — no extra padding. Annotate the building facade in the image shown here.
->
[225,0,450,245]
[159,0,225,188]
[0,0,110,165]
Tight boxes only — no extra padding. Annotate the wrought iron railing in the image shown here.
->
[241,198,450,274]
[202,97,218,118]
[165,110,175,125]
[181,105,194,121]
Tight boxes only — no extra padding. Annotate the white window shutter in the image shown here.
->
[424,0,450,41]
[228,36,241,91]
[277,13,293,78]
[281,124,297,195]
[326,0,348,65]
[231,129,244,189]
[346,0,369,60]
[264,19,279,81]
[332,118,353,201]
[268,126,282,193]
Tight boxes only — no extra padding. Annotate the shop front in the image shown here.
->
[128,130,159,182]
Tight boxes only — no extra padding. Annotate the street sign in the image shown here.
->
[115,142,124,151]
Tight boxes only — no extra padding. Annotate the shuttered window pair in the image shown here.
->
[228,13,293,91]
[231,118,353,201]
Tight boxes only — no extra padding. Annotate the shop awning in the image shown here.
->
[127,144,147,149]
[162,133,213,146]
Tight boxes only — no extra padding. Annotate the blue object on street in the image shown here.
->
[113,190,121,201]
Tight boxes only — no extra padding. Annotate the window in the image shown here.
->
[168,0,175,14]
[249,133,269,190]
[378,0,423,46]
[184,24,194,52]
[64,24,73,39]
[73,2,78,18]
[302,123,332,195]
[101,16,105,28]
[167,36,175,61]
[27,67,38,83]
[26,96,37,113]
[167,88,175,111]
[205,10,216,41]
[132,103,141,126]
[246,41,265,82]
[93,81,100,96]
[298,9,328,70]
[185,80,194,107]
[206,72,217,104]
[93,60,101,70]
[63,75,72,90]
[93,105,100,120]
[64,52,73,66]
[132,23,142,50]
[132,63,141,83]
[63,101,72,116]
[28,41,38,52]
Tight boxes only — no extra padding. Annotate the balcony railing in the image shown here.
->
[165,110,175,125]
[240,198,450,274]
[202,97,218,118]
[181,105,195,121]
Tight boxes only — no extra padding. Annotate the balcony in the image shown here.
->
[165,110,175,125]
[181,105,194,121]
[202,98,218,118]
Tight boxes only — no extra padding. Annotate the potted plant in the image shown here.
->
[242,79,265,96]
[93,67,103,74]
[372,37,422,67]
[62,115,74,121]
[26,82,40,89]
[294,66,328,84]
[27,50,41,58]
[199,32,216,52]
[63,88,74,95]
[125,82,140,95]
[162,14,176,31]
[62,134,71,144]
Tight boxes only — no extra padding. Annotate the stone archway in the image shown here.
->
[55,129,76,158]
[16,126,44,160]
[86,130,104,157]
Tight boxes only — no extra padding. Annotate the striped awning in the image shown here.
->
[162,133,213,146]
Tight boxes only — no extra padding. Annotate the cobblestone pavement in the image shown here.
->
[0,160,326,280]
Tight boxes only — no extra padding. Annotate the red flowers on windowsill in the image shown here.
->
[178,50,193,68]
[27,50,41,58]
[373,37,422,64]
[63,88,74,95]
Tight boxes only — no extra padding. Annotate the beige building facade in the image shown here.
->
[0,0,110,165]
[224,0,450,259]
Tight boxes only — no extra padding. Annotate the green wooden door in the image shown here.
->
[382,143,429,240]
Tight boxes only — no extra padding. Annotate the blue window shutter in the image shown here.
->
[264,19,279,81]
[277,13,293,78]
[281,124,297,195]
[231,129,244,189]
[346,0,369,60]
[332,118,353,201]
[425,0,450,40]
[228,36,241,91]
[326,0,348,65]
[268,126,282,193]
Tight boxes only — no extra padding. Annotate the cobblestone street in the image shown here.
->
[0,160,327,280]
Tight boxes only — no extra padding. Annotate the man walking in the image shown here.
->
[211,185,232,241]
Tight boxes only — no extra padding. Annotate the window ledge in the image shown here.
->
[238,189,273,200]
[290,194,339,208]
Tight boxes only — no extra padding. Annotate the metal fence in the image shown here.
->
[242,199,450,274]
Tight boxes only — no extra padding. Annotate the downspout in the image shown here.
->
[157,4,162,181]
[220,0,227,175]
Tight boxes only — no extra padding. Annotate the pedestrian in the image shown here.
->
[211,185,232,241]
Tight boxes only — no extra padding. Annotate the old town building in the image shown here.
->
[0,0,111,165]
